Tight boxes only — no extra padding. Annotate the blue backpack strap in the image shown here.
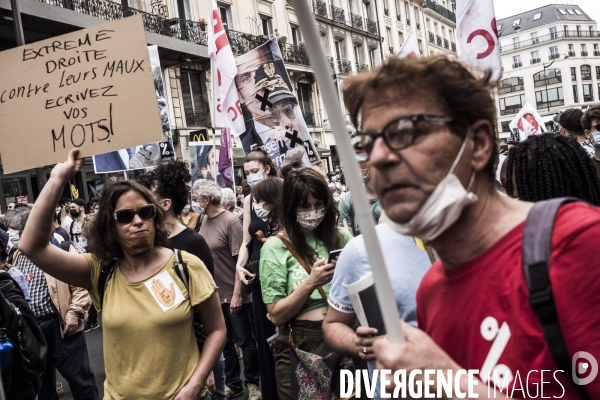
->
[98,258,117,309]
[522,197,590,399]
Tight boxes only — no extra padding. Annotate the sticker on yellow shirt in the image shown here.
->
[144,270,185,312]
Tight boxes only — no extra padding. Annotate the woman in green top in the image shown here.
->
[259,167,352,400]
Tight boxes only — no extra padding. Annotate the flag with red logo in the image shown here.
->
[396,30,420,58]
[208,0,244,134]
[456,0,502,81]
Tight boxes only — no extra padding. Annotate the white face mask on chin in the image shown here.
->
[382,130,478,242]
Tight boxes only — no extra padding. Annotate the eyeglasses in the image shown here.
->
[258,102,297,125]
[113,204,156,224]
[352,114,453,159]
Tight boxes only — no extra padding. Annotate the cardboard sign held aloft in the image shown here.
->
[0,15,163,174]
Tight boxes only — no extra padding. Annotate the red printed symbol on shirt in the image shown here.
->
[479,316,513,387]
[24,273,33,282]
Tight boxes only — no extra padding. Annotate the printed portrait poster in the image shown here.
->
[189,141,226,189]
[234,38,321,170]
[93,45,174,173]
[509,103,546,142]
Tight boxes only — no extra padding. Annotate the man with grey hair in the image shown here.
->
[193,180,261,400]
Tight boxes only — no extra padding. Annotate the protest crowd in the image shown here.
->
[4,19,600,400]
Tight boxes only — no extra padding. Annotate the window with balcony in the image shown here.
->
[568,44,575,57]
[181,70,208,127]
[571,67,577,81]
[414,7,420,29]
[581,44,588,56]
[498,77,524,95]
[573,85,579,102]
[583,84,594,102]
[581,65,592,80]
[261,17,273,38]
[530,51,540,64]
[594,44,600,56]
[175,0,192,21]
[535,87,565,109]
[576,25,581,36]
[550,27,558,39]
[533,69,562,87]
[219,5,233,29]
[395,0,401,20]
[369,49,375,66]
[513,37,520,49]
[291,26,302,46]
[549,46,560,59]
[597,66,600,79]
[499,94,526,116]
[399,32,404,45]
[297,83,314,125]
[531,32,538,44]
[405,1,410,25]
[418,39,422,53]
[513,55,522,69]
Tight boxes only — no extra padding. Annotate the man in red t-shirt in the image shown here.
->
[342,56,600,398]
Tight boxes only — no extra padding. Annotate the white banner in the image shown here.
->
[396,30,420,58]
[509,103,546,142]
[208,0,245,134]
[456,0,502,81]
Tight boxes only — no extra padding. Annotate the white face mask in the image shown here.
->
[297,208,326,231]
[7,229,19,246]
[247,168,266,188]
[382,131,478,242]
[253,202,270,221]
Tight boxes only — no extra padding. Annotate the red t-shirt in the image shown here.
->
[417,202,600,399]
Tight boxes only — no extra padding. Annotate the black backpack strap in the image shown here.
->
[98,259,117,309]
[173,249,190,291]
[522,197,590,399]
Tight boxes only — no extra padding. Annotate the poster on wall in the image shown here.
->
[93,45,174,173]
[189,141,226,189]
[234,38,321,170]
[509,103,546,142]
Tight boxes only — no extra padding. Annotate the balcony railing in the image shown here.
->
[39,0,208,45]
[582,51,588,56]
[436,35,442,46]
[331,5,345,23]
[313,0,328,18]
[365,18,378,34]
[568,51,576,57]
[356,63,369,72]
[512,62,522,68]
[424,0,456,23]
[428,32,434,43]
[281,43,310,67]
[397,14,401,21]
[384,8,389,16]
[501,30,600,53]
[185,109,210,127]
[337,59,352,75]
[531,58,541,64]
[444,39,449,49]
[406,18,411,26]
[451,42,456,52]
[549,53,561,60]
[226,29,266,56]
[350,12,363,29]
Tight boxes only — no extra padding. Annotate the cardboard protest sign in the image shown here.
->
[189,141,227,189]
[235,38,321,170]
[93,45,174,173]
[0,15,163,174]
[509,103,546,142]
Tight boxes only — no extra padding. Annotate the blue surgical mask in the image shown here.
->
[593,131,600,147]
[247,168,265,188]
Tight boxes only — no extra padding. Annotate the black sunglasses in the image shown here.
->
[113,204,156,224]
[352,114,453,159]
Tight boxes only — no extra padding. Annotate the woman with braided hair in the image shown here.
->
[506,133,600,205]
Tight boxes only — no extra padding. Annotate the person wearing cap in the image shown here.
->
[558,108,595,157]
[68,199,88,254]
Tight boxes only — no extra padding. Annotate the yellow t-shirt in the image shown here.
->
[84,251,217,400]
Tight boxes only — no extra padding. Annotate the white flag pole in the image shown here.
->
[292,0,403,343]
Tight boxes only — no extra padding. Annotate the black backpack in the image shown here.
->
[0,271,47,400]
[523,198,590,399]
[97,250,206,351]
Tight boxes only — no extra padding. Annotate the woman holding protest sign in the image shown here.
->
[19,149,226,400]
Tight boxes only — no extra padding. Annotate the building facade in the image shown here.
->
[496,4,600,140]
[0,0,458,209]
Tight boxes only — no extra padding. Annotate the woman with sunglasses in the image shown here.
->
[259,167,352,400]
[19,150,226,400]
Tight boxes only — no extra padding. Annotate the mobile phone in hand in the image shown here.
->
[328,249,343,263]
